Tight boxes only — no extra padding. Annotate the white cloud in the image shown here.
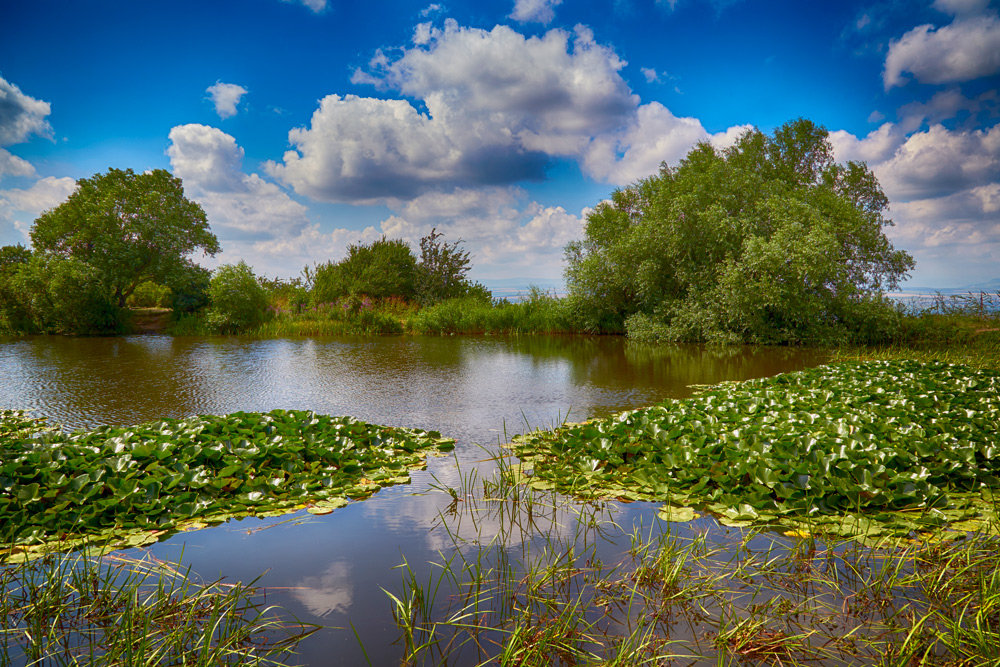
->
[0,76,51,146]
[167,124,309,237]
[281,0,327,12]
[0,148,35,178]
[874,123,1000,201]
[884,7,1000,88]
[829,122,907,166]
[641,67,661,83]
[206,82,248,119]
[270,22,637,202]
[509,0,563,24]
[0,176,77,237]
[583,102,748,185]
[378,186,586,280]
[830,118,1000,286]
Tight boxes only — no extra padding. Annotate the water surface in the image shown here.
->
[0,334,827,664]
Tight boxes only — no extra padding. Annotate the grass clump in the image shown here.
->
[0,409,454,558]
[382,453,1000,665]
[408,288,574,335]
[509,360,1000,539]
[0,549,316,665]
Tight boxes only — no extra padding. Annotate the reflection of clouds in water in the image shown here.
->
[366,483,620,554]
[291,561,354,618]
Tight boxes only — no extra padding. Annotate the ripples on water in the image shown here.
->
[0,334,827,665]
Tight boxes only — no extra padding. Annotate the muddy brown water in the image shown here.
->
[0,334,827,665]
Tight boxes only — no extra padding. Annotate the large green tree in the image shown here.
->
[565,119,915,344]
[30,168,219,308]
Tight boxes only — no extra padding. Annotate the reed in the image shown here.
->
[0,548,316,666]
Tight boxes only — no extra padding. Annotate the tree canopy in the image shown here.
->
[30,168,219,308]
[565,119,915,344]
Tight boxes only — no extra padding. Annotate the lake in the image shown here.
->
[0,334,827,665]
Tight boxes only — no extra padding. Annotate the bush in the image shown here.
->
[166,261,211,314]
[312,237,417,303]
[9,255,124,335]
[205,262,270,334]
[126,281,172,308]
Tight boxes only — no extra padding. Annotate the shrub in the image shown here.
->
[126,281,173,308]
[312,237,417,303]
[205,262,270,334]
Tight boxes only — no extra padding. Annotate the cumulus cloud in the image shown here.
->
[0,76,52,146]
[0,76,52,182]
[269,22,637,202]
[0,148,35,179]
[0,176,77,237]
[830,117,1000,285]
[377,186,586,280]
[206,82,248,119]
[168,124,309,238]
[281,0,327,12]
[641,67,661,83]
[829,122,908,166]
[883,3,1000,88]
[583,102,749,185]
[509,0,563,24]
[874,123,1000,201]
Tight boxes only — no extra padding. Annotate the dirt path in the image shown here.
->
[129,308,172,333]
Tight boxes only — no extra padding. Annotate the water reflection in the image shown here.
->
[0,334,829,665]
[0,334,826,443]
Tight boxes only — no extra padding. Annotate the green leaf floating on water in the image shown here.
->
[0,409,454,559]
[509,361,1000,540]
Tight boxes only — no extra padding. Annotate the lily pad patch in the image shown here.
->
[509,361,1000,539]
[0,409,454,559]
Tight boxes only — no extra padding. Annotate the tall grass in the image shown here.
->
[379,444,1000,666]
[409,288,574,335]
[0,548,316,666]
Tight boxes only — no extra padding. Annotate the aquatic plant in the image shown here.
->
[0,549,316,665]
[510,360,1000,538]
[0,409,454,558]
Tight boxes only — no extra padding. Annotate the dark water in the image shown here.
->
[0,334,827,664]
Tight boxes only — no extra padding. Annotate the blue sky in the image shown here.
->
[1,0,998,288]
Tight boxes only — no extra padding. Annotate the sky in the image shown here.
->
[1,0,998,289]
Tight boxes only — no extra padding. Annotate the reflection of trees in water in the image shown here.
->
[497,336,829,399]
[1,335,207,429]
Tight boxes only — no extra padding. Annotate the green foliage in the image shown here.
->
[29,168,219,308]
[312,236,417,303]
[409,287,573,334]
[511,360,1000,539]
[0,550,315,665]
[0,408,454,555]
[2,255,123,335]
[205,261,269,334]
[125,280,172,308]
[166,260,211,314]
[259,273,310,314]
[566,119,914,343]
[415,228,475,305]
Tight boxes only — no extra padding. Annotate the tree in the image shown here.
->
[565,119,915,344]
[312,236,418,303]
[205,262,269,333]
[415,228,474,305]
[30,168,220,308]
